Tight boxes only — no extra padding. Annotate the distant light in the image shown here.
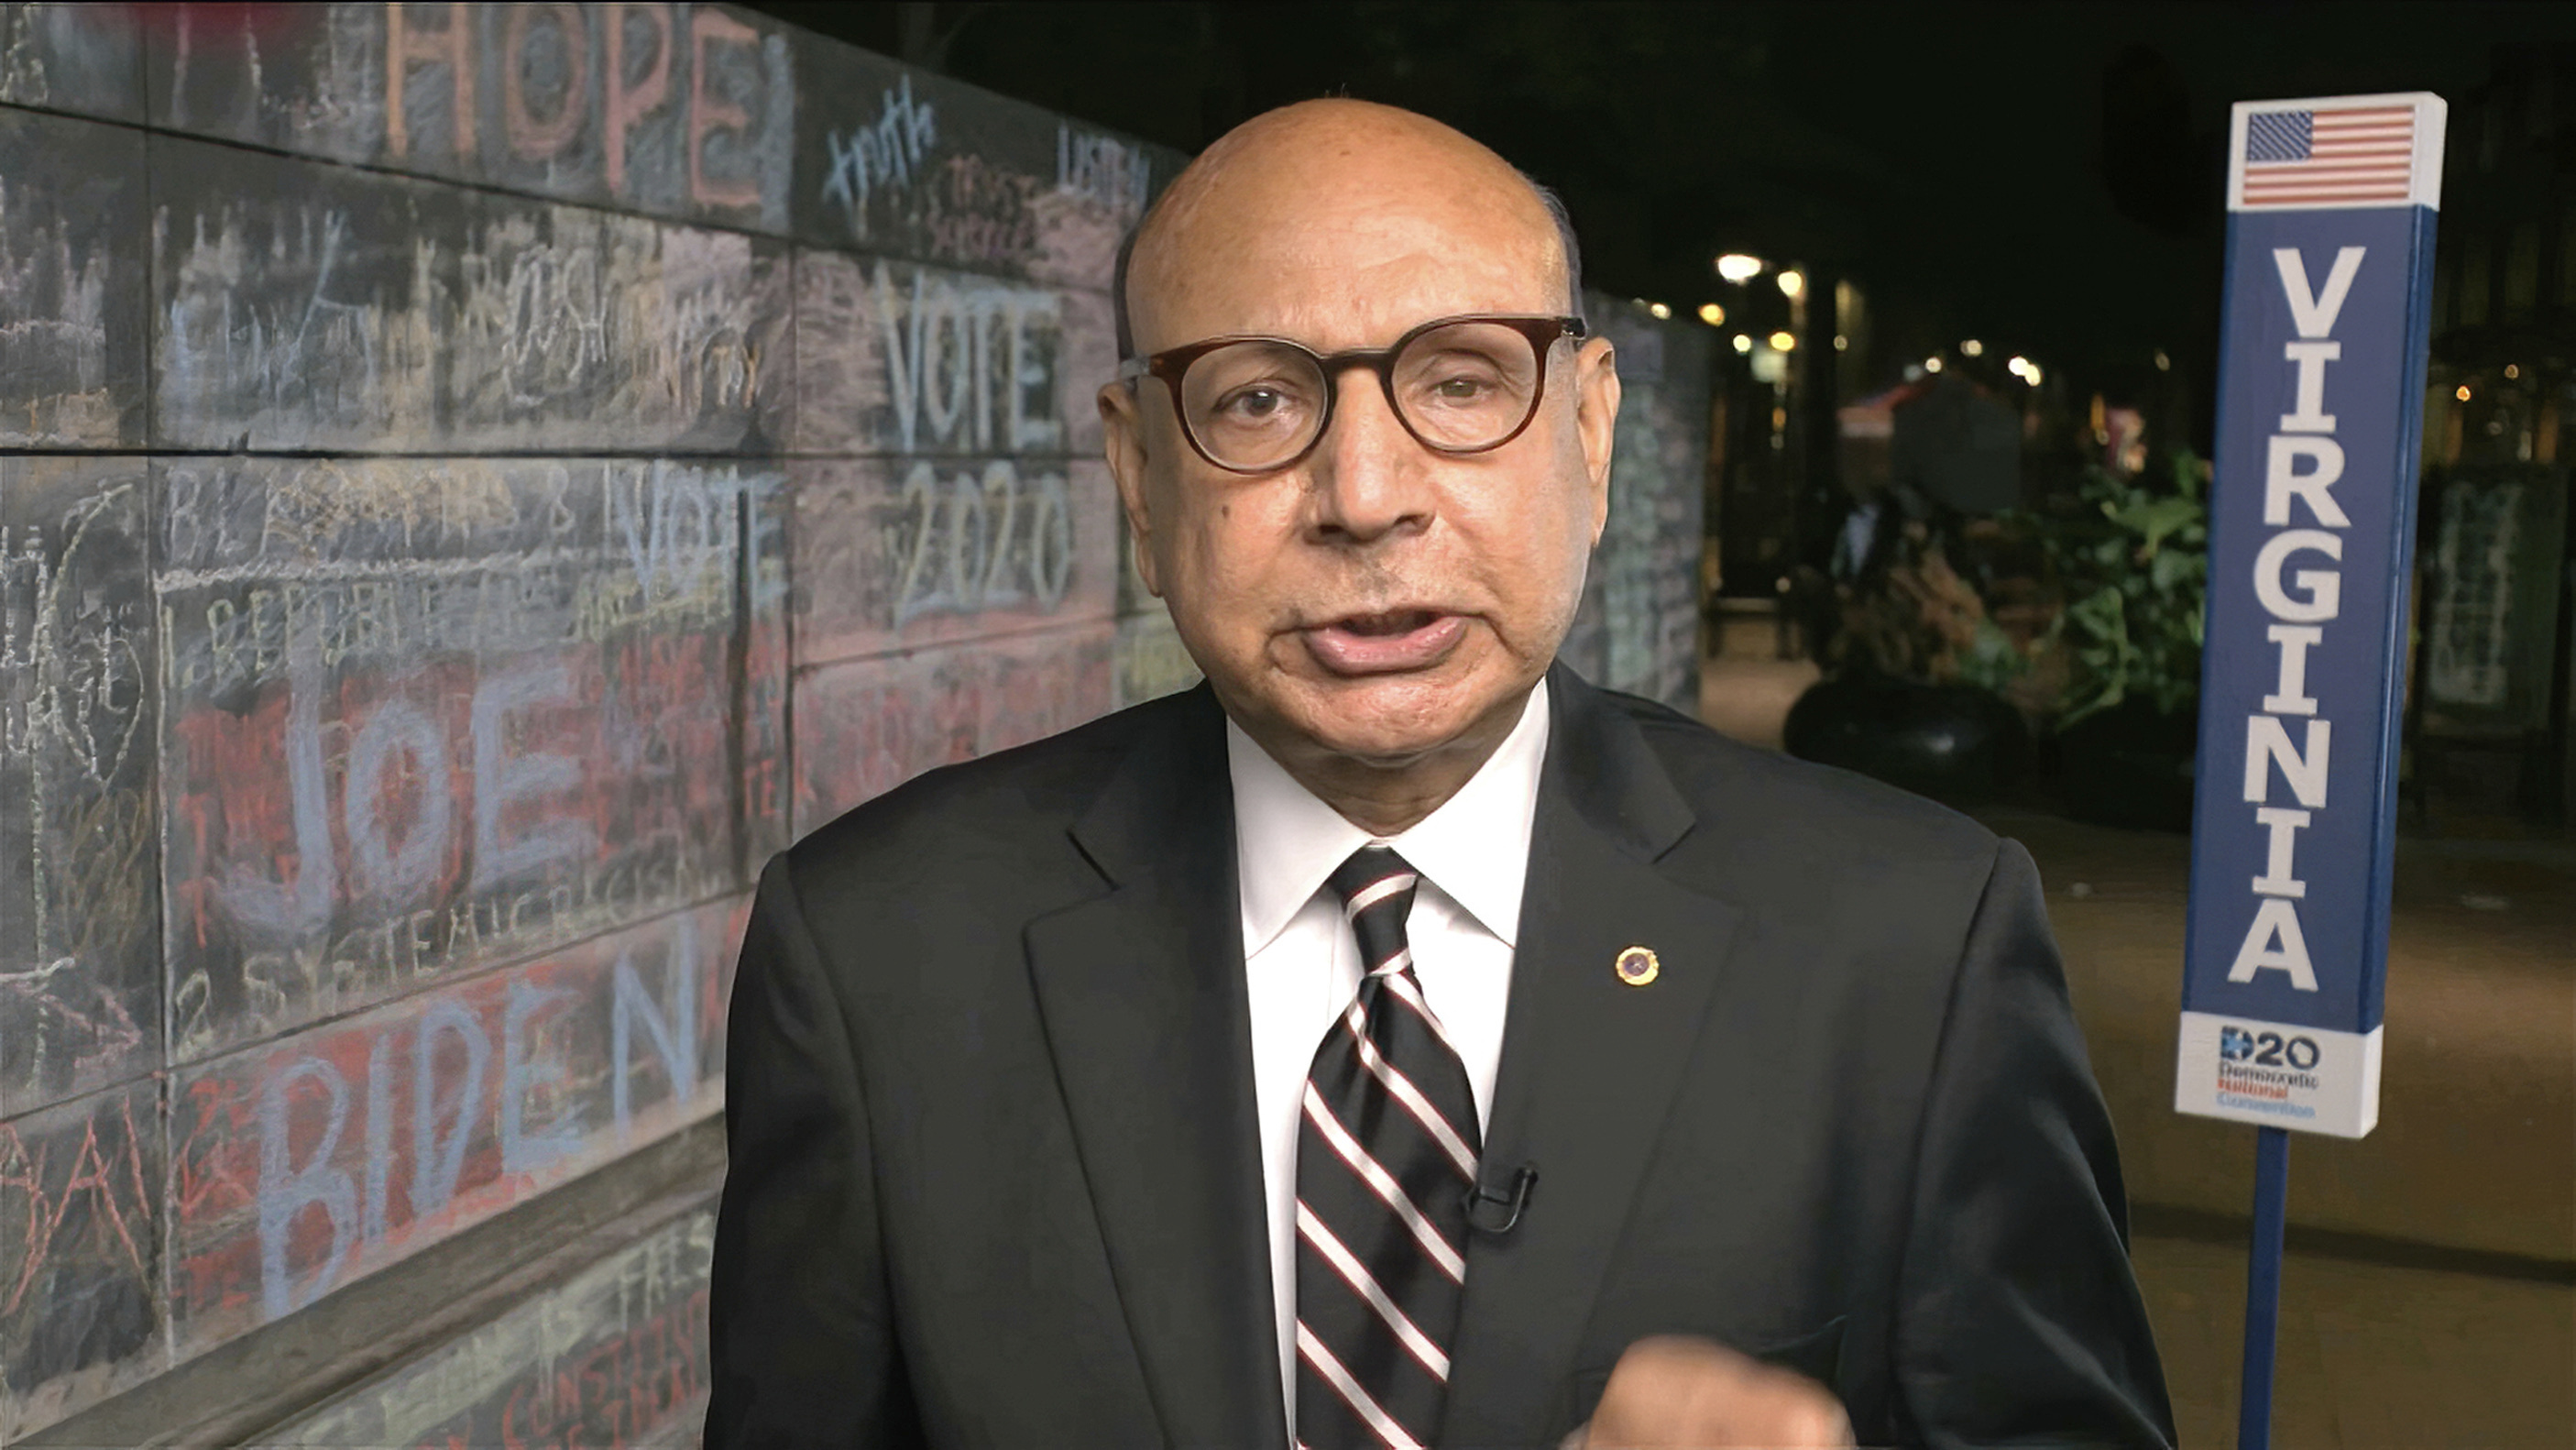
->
[1647,302,1672,320]
[1959,338,1985,357]
[1902,363,1925,381]
[2505,363,2521,379]
[2456,384,2472,401]
[1732,334,1754,354]
[1697,302,1726,326]
[1833,335,1848,351]
[2006,355,2029,377]
[1924,356,1945,373]
[2154,348,2172,372]
[1769,330,1797,352]
[1716,253,1765,283]
[2024,363,2043,386]
[1777,269,1806,299]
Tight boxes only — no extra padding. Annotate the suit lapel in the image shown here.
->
[1024,687,1289,1450]
[1441,669,1746,1446]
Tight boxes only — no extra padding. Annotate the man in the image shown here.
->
[706,100,2174,1449]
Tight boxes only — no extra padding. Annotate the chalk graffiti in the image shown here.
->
[891,461,1076,626]
[0,1,140,119]
[0,178,112,436]
[258,1203,715,1450]
[792,623,1113,832]
[1055,124,1151,224]
[155,3,791,227]
[0,104,146,446]
[173,904,729,1343]
[787,458,1116,671]
[155,155,785,451]
[3,459,159,1111]
[821,73,937,239]
[158,458,772,1060]
[871,260,1065,454]
[2,5,1204,1441]
[0,1081,160,1429]
[1559,294,1708,709]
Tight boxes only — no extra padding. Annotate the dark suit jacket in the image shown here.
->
[704,666,2176,1449]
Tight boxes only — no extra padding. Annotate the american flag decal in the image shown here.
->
[2230,95,2443,213]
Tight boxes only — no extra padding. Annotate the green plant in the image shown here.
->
[2037,451,2209,725]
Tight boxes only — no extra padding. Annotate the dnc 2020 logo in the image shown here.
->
[2220,1024,2320,1071]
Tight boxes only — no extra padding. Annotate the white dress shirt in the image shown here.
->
[1227,678,1551,1423]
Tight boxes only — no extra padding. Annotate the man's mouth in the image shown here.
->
[1299,609,1469,675]
[1340,609,1440,637]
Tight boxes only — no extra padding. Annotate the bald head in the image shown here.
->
[1113,100,1584,358]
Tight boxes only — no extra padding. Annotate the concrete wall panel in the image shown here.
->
[788,456,1117,668]
[0,5,143,123]
[0,107,148,447]
[0,1077,166,1442]
[165,897,738,1362]
[156,456,765,1063]
[263,1198,715,1450]
[786,250,1112,459]
[790,621,1114,835]
[149,139,792,454]
[146,4,795,235]
[1,457,161,1117]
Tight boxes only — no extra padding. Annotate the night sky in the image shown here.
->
[756,2,2572,412]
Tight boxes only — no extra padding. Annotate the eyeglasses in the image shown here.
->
[1117,313,1588,475]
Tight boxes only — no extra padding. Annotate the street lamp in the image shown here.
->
[1777,269,1805,299]
[1716,253,1765,284]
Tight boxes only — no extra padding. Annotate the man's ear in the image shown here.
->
[1100,381,1164,598]
[1573,336,1621,545]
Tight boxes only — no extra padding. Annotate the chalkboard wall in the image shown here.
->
[0,5,1702,1439]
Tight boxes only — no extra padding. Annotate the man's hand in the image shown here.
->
[1565,1335,1855,1449]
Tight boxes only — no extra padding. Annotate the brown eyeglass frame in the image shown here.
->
[1115,313,1589,475]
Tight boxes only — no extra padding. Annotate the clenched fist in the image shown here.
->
[1564,1335,1855,1449]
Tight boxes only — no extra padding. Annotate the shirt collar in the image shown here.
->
[1229,677,1551,957]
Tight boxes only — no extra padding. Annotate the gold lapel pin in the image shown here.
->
[1614,945,1660,986]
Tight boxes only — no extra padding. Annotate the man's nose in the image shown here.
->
[1303,368,1435,543]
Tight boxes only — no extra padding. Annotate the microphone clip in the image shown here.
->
[1462,1164,1538,1235]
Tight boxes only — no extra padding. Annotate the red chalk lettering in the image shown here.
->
[386,2,478,161]
[503,3,588,160]
[687,8,762,210]
[603,3,672,196]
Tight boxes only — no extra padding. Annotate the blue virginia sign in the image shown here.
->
[2176,94,2444,1138]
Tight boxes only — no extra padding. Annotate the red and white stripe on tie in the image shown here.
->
[1294,846,1481,1450]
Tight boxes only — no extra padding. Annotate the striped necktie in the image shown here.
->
[1294,846,1481,1450]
